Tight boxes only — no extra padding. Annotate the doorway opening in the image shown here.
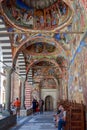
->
[45,95,53,111]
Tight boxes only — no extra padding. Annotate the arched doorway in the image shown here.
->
[45,96,53,111]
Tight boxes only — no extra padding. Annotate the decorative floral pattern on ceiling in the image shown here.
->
[1,0,72,31]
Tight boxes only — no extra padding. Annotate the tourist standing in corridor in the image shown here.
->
[13,97,21,117]
[39,98,44,114]
[32,98,37,114]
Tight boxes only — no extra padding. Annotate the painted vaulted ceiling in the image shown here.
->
[0,0,87,85]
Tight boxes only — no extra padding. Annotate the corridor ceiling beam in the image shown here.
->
[0,31,85,35]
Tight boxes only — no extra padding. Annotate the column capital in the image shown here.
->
[4,66,13,75]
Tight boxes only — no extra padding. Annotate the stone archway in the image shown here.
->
[45,95,53,111]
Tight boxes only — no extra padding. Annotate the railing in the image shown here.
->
[57,100,86,130]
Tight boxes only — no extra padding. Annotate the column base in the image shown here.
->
[20,109,27,116]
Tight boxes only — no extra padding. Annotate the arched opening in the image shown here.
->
[45,95,53,111]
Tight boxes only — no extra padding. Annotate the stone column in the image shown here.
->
[58,79,62,100]
[20,78,25,109]
[5,67,12,112]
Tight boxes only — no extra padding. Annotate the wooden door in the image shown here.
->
[45,96,53,111]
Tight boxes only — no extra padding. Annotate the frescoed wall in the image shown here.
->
[81,0,87,13]
[65,0,87,103]
[68,33,87,103]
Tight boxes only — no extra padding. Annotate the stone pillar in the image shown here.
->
[5,67,12,112]
[20,78,25,109]
[58,79,62,100]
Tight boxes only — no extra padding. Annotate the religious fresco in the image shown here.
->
[56,56,68,74]
[81,0,87,13]
[12,34,65,61]
[40,78,56,89]
[54,0,87,58]
[32,63,56,78]
[54,32,71,50]
[13,33,26,46]
[54,0,87,66]
[68,32,87,103]
[80,48,87,105]
[54,24,77,56]
[69,54,85,102]
[25,42,56,54]
[30,58,67,87]
[23,37,57,47]
[1,0,72,31]
[62,29,87,104]
[70,32,87,65]
[71,0,86,31]
[10,0,87,105]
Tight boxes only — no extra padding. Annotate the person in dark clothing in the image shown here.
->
[32,98,37,114]
[39,99,44,114]
[36,100,39,113]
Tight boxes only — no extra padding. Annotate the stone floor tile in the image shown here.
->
[10,112,58,130]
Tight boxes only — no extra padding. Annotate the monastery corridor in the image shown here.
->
[0,0,87,130]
